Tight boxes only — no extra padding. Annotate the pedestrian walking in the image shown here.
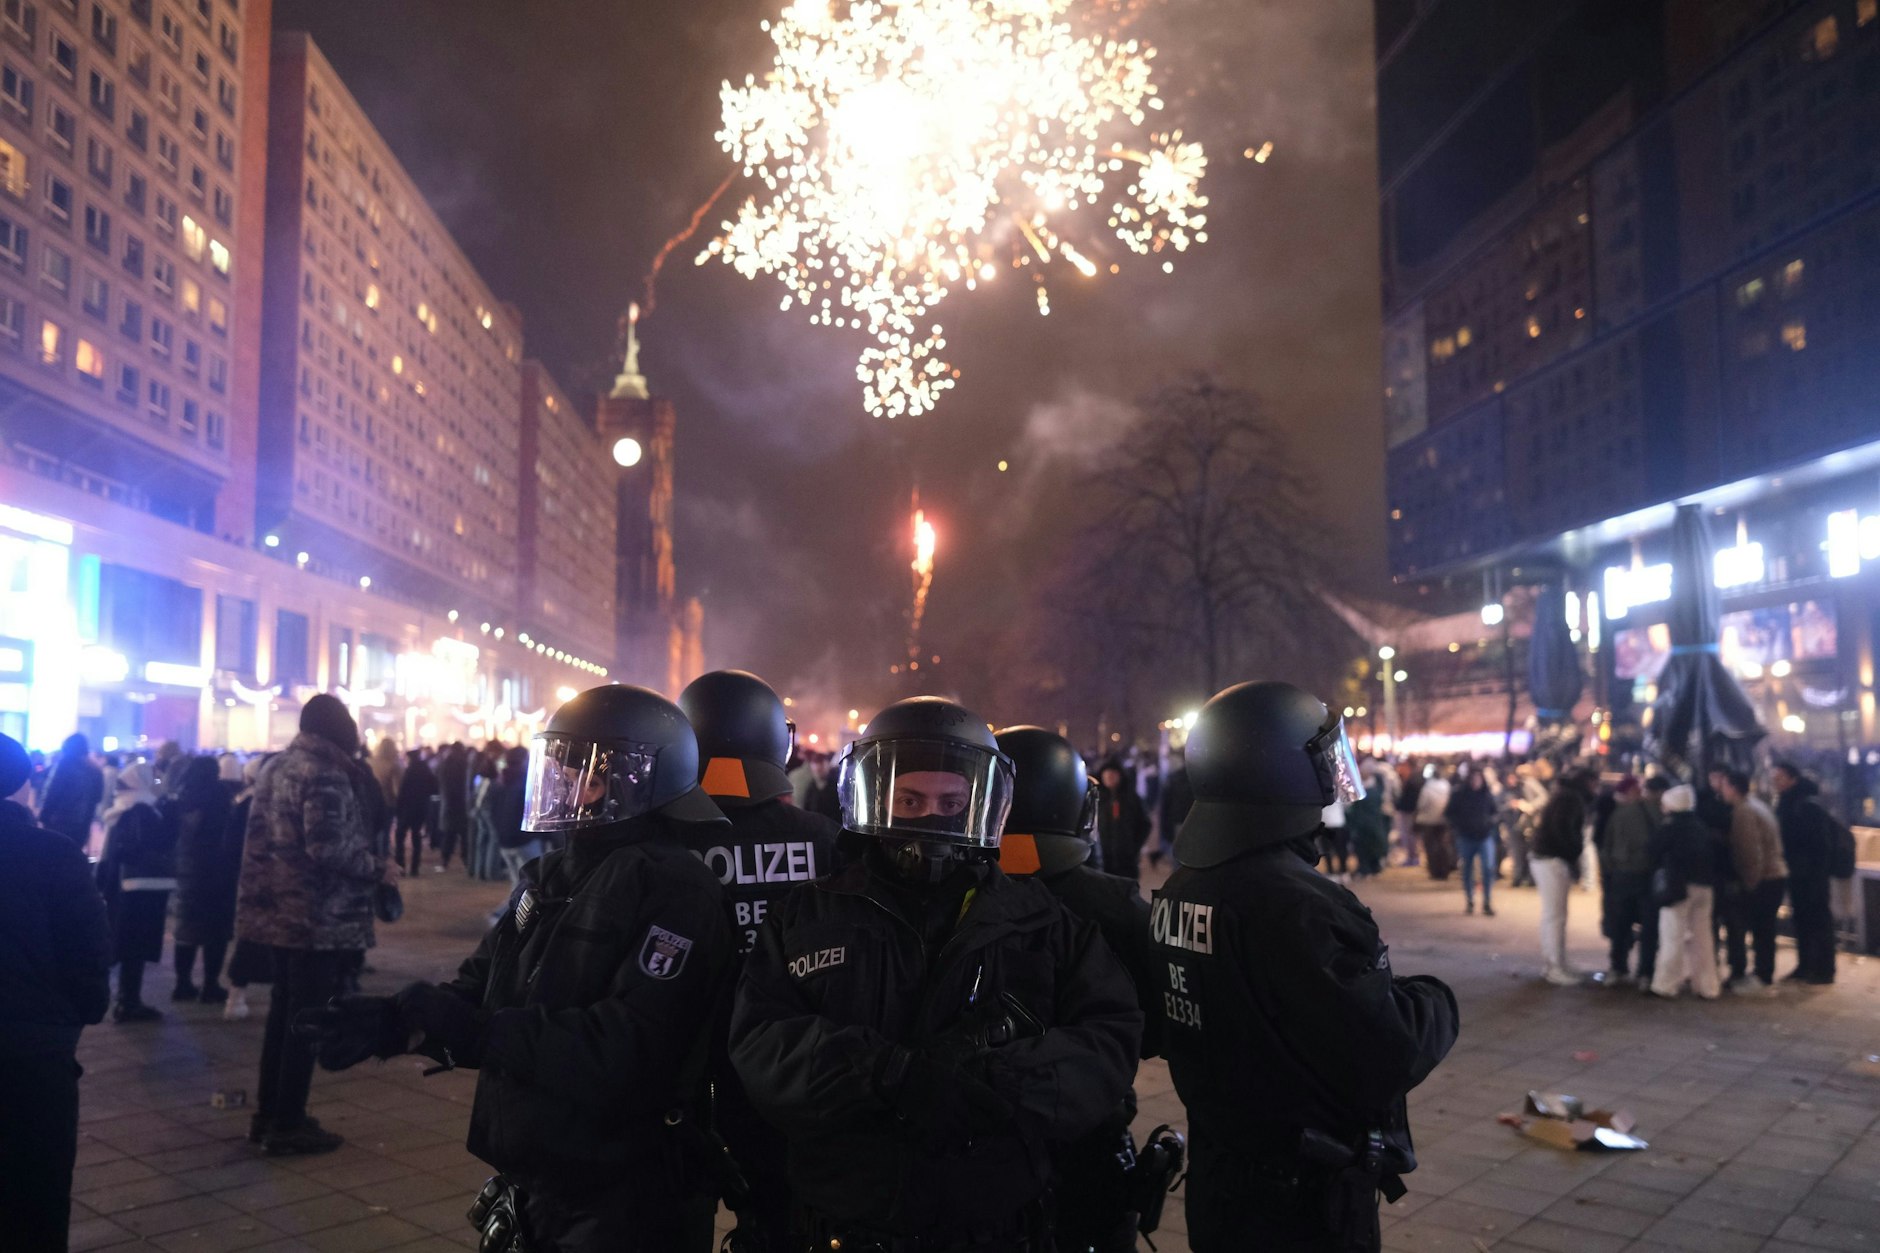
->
[1599,776,1662,988]
[0,732,114,1253]
[1772,761,1839,985]
[1445,767,1499,915]
[1532,768,1595,985]
[97,761,177,1022]
[394,747,436,875]
[1392,761,1422,867]
[37,733,104,848]
[1647,785,1722,1000]
[1719,768,1787,994]
[1414,767,1454,879]
[168,756,240,1004]
[235,694,396,1155]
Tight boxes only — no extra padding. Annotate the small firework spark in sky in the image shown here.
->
[700,0,1209,419]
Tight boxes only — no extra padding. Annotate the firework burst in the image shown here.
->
[700,0,1208,418]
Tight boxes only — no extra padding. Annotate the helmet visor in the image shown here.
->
[1306,713,1366,806]
[837,737,1015,848]
[521,733,662,833]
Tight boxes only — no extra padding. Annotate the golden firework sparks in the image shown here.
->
[702,0,1209,418]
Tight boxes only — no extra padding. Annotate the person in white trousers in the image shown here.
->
[1531,768,1596,985]
[1649,784,1722,999]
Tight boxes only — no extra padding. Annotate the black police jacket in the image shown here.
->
[0,801,112,1055]
[1038,862,1165,1060]
[729,857,1142,1236]
[438,821,733,1197]
[686,796,839,956]
[1153,844,1457,1164]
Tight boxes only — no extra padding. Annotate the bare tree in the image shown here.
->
[1072,374,1356,703]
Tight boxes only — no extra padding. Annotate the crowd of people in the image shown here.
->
[1351,753,1854,998]
[3,677,1859,1253]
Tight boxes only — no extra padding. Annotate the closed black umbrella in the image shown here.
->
[1646,504,1764,775]
[1527,583,1584,723]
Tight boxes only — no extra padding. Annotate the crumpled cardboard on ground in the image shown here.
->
[1503,1091,1648,1151]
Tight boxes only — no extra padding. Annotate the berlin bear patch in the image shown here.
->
[639,926,694,979]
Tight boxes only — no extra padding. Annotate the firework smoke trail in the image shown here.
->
[641,168,739,317]
[909,503,937,665]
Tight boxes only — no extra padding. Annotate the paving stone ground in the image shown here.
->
[65,861,1880,1251]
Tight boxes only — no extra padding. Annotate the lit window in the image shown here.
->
[207,296,226,334]
[76,337,104,380]
[39,318,60,365]
[180,213,205,261]
[1736,277,1765,308]
[1812,15,1840,59]
[181,277,201,314]
[391,354,402,374]
[364,282,379,309]
[1782,320,1807,351]
[1455,325,1472,349]
[1862,0,1878,27]
[208,238,228,274]
[1781,258,1804,295]
[1526,316,1542,339]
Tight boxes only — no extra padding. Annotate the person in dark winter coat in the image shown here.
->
[436,743,470,872]
[97,762,176,1022]
[166,756,240,1004]
[395,748,437,875]
[1599,776,1663,988]
[1347,773,1391,877]
[1444,769,1499,915]
[236,695,395,1156]
[0,731,113,1253]
[799,749,842,822]
[37,733,104,848]
[1095,757,1151,881]
[1772,762,1839,985]
[997,725,1167,1253]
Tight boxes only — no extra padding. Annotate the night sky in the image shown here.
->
[273,0,1382,735]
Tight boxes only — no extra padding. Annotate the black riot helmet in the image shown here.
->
[838,697,1015,872]
[521,683,727,835]
[678,669,795,807]
[993,726,1098,876]
[1175,680,1364,869]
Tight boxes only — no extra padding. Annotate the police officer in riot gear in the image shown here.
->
[993,726,1174,1252]
[1154,681,1459,1251]
[296,684,736,1252]
[730,697,1142,1252]
[678,669,839,1250]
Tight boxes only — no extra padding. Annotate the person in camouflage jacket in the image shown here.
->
[235,694,394,1156]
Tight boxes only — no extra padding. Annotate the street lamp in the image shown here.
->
[1378,646,1400,755]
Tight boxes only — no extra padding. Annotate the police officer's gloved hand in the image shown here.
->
[291,995,410,1071]
[874,1044,1013,1147]
[394,981,484,1067]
